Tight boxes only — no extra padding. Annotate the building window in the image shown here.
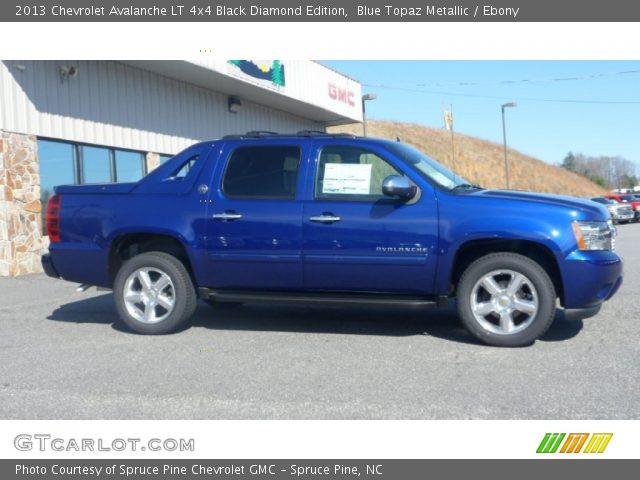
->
[82,145,112,183]
[159,154,173,164]
[38,140,76,208]
[115,150,145,182]
[37,138,148,232]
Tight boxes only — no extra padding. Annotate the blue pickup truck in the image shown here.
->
[42,132,623,346]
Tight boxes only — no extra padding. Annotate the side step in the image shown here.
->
[198,288,448,308]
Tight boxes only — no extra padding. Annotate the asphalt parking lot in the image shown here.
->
[0,226,638,420]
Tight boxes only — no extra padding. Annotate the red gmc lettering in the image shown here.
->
[328,83,355,106]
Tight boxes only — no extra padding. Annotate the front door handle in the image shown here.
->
[212,212,243,221]
[309,214,341,224]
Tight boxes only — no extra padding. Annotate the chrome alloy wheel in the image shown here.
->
[123,267,176,324]
[469,269,539,335]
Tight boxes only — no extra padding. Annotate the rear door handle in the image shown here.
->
[212,212,243,221]
[309,214,341,224]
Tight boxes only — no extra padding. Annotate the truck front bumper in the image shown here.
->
[612,212,634,222]
[561,250,623,309]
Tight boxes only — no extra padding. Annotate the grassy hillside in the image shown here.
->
[330,120,606,197]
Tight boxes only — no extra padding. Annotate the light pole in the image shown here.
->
[362,93,377,136]
[501,102,517,189]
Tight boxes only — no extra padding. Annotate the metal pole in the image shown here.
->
[362,97,368,137]
[502,106,509,189]
[501,102,516,189]
[450,104,456,174]
[361,93,377,137]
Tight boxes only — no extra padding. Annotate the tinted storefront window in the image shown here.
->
[82,145,112,184]
[37,138,148,233]
[115,150,145,182]
[38,140,76,203]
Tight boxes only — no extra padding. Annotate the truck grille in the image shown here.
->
[618,206,633,215]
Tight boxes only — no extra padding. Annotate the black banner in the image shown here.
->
[3,459,639,480]
[4,0,640,22]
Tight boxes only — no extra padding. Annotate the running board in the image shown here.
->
[198,288,447,308]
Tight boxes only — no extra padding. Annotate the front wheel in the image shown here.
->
[457,253,556,347]
[113,252,197,334]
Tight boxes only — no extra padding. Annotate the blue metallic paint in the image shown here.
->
[44,136,623,314]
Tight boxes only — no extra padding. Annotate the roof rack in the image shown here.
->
[221,131,278,140]
[296,130,356,138]
[245,130,279,137]
[222,131,358,140]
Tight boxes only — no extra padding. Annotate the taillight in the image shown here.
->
[46,194,62,242]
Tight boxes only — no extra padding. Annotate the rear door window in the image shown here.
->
[222,146,301,199]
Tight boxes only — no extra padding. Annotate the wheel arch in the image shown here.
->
[108,232,196,288]
[449,238,564,305]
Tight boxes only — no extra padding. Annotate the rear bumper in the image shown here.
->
[562,250,623,309]
[41,254,60,278]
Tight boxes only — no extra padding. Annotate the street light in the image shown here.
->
[501,102,517,189]
[362,93,377,136]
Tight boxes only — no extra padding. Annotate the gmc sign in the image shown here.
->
[328,83,356,106]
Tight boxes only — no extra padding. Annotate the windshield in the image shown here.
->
[620,195,634,202]
[384,142,472,190]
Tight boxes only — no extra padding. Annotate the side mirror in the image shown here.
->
[382,175,417,200]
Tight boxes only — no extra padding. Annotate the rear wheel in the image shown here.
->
[114,252,196,334]
[457,253,556,347]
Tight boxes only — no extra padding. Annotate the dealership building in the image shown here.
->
[0,60,362,276]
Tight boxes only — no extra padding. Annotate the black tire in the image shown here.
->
[457,252,556,347]
[113,252,197,334]
[202,299,244,309]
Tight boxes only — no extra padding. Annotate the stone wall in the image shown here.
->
[0,131,47,276]
[0,135,165,277]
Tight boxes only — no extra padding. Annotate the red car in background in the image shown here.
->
[605,193,640,222]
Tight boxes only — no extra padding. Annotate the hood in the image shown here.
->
[470,189,607,218]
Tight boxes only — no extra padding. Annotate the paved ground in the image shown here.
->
[0,226,638,420]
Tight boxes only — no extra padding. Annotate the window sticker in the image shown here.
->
[322,163,373,195]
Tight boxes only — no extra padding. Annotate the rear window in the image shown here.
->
[170,155,199,179]
[222,146,300,199]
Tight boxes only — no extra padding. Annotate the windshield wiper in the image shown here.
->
[450,183,482,192]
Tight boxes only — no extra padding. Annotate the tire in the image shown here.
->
[202,299,244,309]
[457,252,556,347]
[113,252,197,334]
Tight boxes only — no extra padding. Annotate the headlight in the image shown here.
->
[571,220,614,251]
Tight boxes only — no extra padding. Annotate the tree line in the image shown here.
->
[561,152,638,190]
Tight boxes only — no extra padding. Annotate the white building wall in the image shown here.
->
[197,60,364,123]
[0,60,323,155]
